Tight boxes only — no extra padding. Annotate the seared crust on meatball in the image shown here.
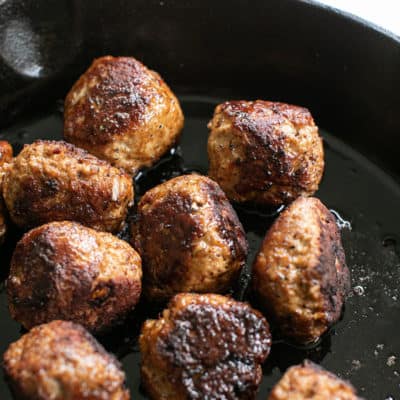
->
[252,197,350,344]
[3,320,130,400]
[140,293,271,400]
[0,140,13,164]
[132,174,248,302]
[3,140,133,232]
[268,360,361,400]
[208,100,324,205]
[0,140,13,244]
[7,221,142,333]
[64,56,184,175]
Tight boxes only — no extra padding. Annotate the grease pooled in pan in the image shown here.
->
[0,96,399,399]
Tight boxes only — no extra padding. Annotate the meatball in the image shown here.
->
[3,140,133,232]
[7,221,142,333]
[207,100,324,206]
[131,174,248,302]
[0,140,13,164]
[3,320,130,400]
[252,196,350,344]
[140,293,271,400]
[268,360,360,400]
[0,140,13,244]
[64,56,184,175]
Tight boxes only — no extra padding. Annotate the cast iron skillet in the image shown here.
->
[0,0,400,398]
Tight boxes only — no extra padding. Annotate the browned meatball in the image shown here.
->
[268,361,361,400]
[3,320,130,400]
[131,174,248,302]
[140,293,271,400]
[0,140,13,244]
[64,56,184,175]
[3,140,133,232]
[208,100,324,206]
[7,221,142,333]
[252,197,350,344]
[0,140,13,164]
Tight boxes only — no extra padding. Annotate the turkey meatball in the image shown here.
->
[131,174,248,302]
[140,293,271,400]
[3,320,130,400]
[7,221,142,333]
[0,140,13,244]
[64,56,184,175]
[3,140,133,232]
[208,100,324,205]
[268,361,360,400]
[252,197,350,344]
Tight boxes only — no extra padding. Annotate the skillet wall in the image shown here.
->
[0,0,399,175]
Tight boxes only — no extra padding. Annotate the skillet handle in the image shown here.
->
[0,0,82,124]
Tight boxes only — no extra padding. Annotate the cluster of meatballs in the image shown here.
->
[0,55,359,399]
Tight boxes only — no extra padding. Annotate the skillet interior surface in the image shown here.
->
[0,0,399,398]
[0,95,399,399]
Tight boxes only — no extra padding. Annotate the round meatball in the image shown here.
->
[7,221,142,333]
[208,100,324,206]
[3,140,133,232]
[131,174,248,302]
[252,197,350,344]
[0,140,13,244]
[64,55,184,175]
[140,293,271,400]
[268,361,360,400]
[3,320,130,400]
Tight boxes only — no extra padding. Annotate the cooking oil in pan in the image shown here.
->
[0,95,399,399]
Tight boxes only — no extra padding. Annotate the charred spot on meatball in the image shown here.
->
[131,174,248,302]
[252,196,350,344]
[2,140,133,232]
[7,221,142,333]
[268,360,361,400]
[140,293,271,400]
[64,55,184,175]
[3,320,130,400]
[208,100,324,206]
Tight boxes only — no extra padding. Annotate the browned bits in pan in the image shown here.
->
[252,197,350,344]
[268,360,361,400]
[208,100,324,205]
[140,293,271,400]
[3,320,130,400]
[7,221,142,333]
[0,140,13,244]
[131,174,248,302]
[64,55,184,175]
[2,140,133,232]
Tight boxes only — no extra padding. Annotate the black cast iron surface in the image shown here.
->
[0,95,399,399]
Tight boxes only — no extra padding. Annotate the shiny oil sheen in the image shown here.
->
[0,96,399,399]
